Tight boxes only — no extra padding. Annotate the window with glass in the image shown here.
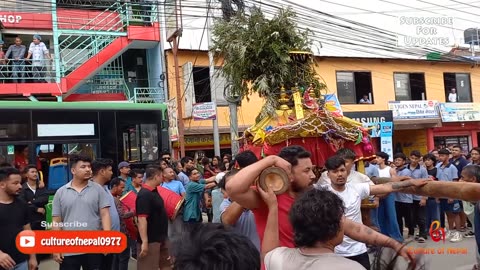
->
[336,71,374,104]
[443,73,472,102]
[123,124,158,162]
[393,73,426,101]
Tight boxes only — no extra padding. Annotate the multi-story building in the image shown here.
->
[0,0,170,183]
[166,49,480,157]
[0,0,166,103]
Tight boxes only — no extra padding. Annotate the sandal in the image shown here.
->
[473,264,478,270]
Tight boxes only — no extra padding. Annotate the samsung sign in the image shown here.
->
[343,111,393,124]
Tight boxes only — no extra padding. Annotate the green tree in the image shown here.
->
[211,7,325,122]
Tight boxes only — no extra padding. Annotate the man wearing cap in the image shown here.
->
[5,37,26,83]
[0,40,5,83]
[26,35,50,83]
[118,161,133,196]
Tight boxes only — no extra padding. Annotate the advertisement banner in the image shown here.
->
[192,102,217,121]
[363,122,393,138]
[439,103,480,122]
[388,100,439,119]
[380,136,394,161]
[167,98,179,142]
[324,94,343,115]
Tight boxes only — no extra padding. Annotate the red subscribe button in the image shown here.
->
[16,230,127,254]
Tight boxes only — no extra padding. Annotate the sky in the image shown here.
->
[163,0,480,59]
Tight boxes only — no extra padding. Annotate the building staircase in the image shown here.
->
[0,1,161,101]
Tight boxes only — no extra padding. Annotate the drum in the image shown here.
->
[120,191,138,240]
[157,186,184,220]
[259,167,289,195]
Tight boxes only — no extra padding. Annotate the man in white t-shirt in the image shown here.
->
[319,156,428,269]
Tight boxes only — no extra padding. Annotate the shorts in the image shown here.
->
[439,199,462,213]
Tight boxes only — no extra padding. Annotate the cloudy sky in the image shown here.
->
[164,0,480,58]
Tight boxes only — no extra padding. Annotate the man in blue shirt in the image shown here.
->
[393,153,414,240]
[161,167,186,196]
[91,158,119,270]
[436,148,462,242]
[177,157,194,187]
[408,150,429,243]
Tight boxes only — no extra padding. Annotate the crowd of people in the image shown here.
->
[0,145,479,270]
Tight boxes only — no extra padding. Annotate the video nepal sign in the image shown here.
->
[388,100,439,119]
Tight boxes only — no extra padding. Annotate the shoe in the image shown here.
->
[464,231,475,238]
[414,235,419,240]
[450,231,463,242]
[417,237,426,243]
[446,230,453,240]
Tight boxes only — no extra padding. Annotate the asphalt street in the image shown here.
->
[37,237,477,270]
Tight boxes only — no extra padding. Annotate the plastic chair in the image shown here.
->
[47,158,69,190]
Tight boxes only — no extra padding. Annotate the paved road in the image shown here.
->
[38,237,477,269]
[370,236,477,270]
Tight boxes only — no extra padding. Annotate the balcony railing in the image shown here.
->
[131,87,165,103]
[0,59,54,83]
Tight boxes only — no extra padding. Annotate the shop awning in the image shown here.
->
[393,118,443,130]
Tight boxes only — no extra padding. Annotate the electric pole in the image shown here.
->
[206,0,221,157]
[166,0,185,158]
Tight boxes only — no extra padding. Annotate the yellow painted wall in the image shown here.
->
[315,57,480,113]
[165,50,264,130]
[166,51,480,129]
[393,129,428,156]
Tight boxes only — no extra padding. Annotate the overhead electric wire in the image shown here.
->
[245,0,476,63]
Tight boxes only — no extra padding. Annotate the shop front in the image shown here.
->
[343,110,394,161]
[388,100,442,155]
[172,133,233,159]
[428,103,480,153]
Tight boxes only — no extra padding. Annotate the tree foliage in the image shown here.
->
[211,7,325,122]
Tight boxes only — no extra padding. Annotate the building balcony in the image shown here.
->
[0,2,162,97]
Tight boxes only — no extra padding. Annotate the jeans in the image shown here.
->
[426,198,440,231]
[378,193,403,242]
[60,254,103,270]
[11,60,25,83]
[12,260,28,270]
[370,207,379,228]
[413,200,427,238]
[474,203,480,265]
[112,240,130,270]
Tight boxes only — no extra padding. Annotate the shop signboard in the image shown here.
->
[439,103,480,122]
[388,100,439,119]
[343,111,393,161]
[192,102,217,121]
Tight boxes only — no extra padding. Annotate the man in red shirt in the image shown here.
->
[226,145,412,261]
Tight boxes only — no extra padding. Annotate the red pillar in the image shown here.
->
[426,128,435,151]
[471,130,478,148]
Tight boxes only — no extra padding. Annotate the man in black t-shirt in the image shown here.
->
[136,165,169,270]
[0,167,37,270]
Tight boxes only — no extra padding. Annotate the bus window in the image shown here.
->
[141,124,158,161]
[37,143,97,190]
[122,124,158,162]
